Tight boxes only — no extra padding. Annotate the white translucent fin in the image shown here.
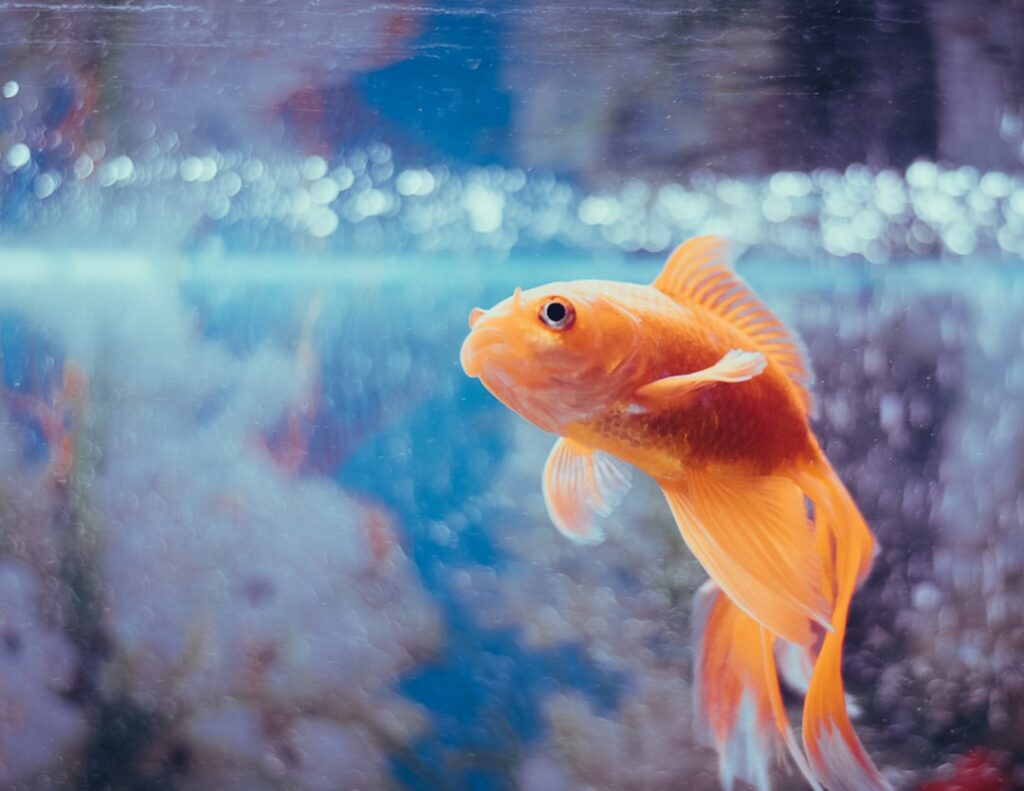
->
[541,437,632,543]
[631,349,766,412]
[653,235,814,413]
[777,641,815,696]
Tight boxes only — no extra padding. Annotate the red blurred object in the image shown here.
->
[917,749,1011,791]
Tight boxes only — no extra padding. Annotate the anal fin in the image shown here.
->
[661,468,830,646]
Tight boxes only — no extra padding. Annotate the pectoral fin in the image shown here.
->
[630,349,766,413]
[660,468,831,646]
[542,437,632,543]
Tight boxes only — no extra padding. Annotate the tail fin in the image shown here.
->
[795,459,891,791]
[693,581,821,791]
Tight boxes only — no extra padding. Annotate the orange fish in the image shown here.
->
[460,236,889,791]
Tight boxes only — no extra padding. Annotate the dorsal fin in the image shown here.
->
[653,236,814,412]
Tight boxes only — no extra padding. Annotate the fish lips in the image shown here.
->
[459,324,508,378]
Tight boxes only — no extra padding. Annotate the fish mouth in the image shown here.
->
[460,328,562,433]
[461,317,569,433]
[478,365,563,434]
[460,326,508,378]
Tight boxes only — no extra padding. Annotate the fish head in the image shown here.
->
[460,281,641,433]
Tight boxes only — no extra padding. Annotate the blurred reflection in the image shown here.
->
[0,1,421,159]
[2,0,1022,187]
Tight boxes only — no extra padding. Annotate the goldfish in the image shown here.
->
[460,236,889,791]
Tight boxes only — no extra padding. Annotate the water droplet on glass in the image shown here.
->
[5,143,30,170]
[302,156,328,181]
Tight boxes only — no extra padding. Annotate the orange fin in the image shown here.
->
[542,437,632,543]
[660,469,831,645]
[630,349,766,413]
[795,460,891,790]
[653,236,814,413]
[694,581,821,791]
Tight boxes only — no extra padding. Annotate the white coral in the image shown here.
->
[0,259,440,788]
[0,560,87,787]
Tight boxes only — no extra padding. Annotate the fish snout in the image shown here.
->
[460,324,508,378]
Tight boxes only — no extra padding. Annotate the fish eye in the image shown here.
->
[539,298,575,330]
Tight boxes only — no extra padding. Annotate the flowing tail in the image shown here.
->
[686,456,888,790]
[693,581,821,791]
[666,456,888,788]
[794,455,891,791]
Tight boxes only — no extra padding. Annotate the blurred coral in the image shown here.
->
[0,271,440,788]
[0,560,86,787]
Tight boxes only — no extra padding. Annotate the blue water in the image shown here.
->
[2,1,1023,786]
[172,257,1024,786]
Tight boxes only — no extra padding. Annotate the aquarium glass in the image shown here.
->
[0,2,1022,789]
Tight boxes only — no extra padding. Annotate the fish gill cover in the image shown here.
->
[0,2,1021,790]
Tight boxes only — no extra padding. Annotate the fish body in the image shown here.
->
[460,236,890,791]
[557,282,812,479]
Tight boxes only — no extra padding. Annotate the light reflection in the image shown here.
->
[4,143,30,170]
[1,133,1023,260]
